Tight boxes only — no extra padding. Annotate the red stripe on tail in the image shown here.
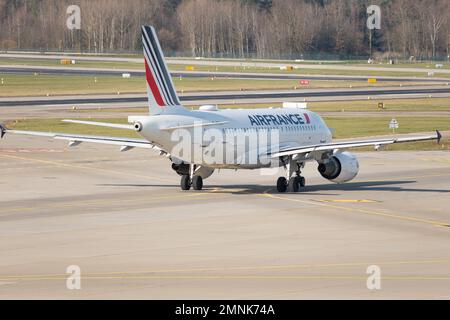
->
[145,59,165,107]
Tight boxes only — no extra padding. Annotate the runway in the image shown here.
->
[3,52,450,75]
[1,65,447,83]
[0,135,449,299]
[3,86,450,108]
[169,58,450,75]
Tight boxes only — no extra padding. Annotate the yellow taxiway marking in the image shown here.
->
[2,258,450,281]
[419,157,450,164]
[2,275,450,282]
[0,153,172,183]
[317,199,379,203]
[0,191,223,216]
[261,192,450,228]
[357,171,450,184]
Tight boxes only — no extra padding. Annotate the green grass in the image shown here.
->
[170,58,450,72]
[3,56,449,78]
[323,116,450,151]
[0,58,142,70]
[353,62,450,70]
[323,117,450,138]
[308,98,450,112]
[0,74,307,96]
[172,58,450,70]
[192,98,450,113]
[7,118,140,138]
[7,116,449,151]
[168,63,444,78]
[215,98,450,112]
[168,57,353,65]
[73,97,450,114]
[173,77,417,91]
[4,55,449,69]
[0,74,429,97]
[0,74,146,96]
[174,77,297,91]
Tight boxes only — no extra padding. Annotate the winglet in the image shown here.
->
[0,124,6,138]
[436,130,442,144]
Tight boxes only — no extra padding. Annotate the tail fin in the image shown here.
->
[141,26,184,115]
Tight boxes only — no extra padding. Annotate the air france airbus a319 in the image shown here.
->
[0,26,442,193]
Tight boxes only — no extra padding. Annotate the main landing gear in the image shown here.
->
[180,164,203,191]
[276,157,306,193]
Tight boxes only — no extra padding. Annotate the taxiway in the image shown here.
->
[0,135,449,299]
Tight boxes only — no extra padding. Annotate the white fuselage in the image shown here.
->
[131,107,333,169]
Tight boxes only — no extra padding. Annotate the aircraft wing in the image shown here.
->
[0,124,163,153]
[269,131,442,158]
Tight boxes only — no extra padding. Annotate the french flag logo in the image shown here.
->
[303,113,311,124]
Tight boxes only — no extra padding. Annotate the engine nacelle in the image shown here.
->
[318,151,359,184]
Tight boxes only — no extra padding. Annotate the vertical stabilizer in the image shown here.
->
[141,26,185,115]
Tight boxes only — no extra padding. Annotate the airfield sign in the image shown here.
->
[389,118,399,133]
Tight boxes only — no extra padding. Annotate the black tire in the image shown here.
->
[288,176,300,193]
[192,175,203,191]
[299,176,306,188]
[276,177,287,193]
[180,175,191,191]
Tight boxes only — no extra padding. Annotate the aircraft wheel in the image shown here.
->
[180,175,191,191]
[276,177,287,193]
[192,175,203,191]
[288,176,300,193]
[299,176,306,188]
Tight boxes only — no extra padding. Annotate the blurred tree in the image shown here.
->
[0,0,449,60]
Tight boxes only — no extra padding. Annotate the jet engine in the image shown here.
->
[317,151,359,184]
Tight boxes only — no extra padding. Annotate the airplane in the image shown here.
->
[0,26,442,193]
